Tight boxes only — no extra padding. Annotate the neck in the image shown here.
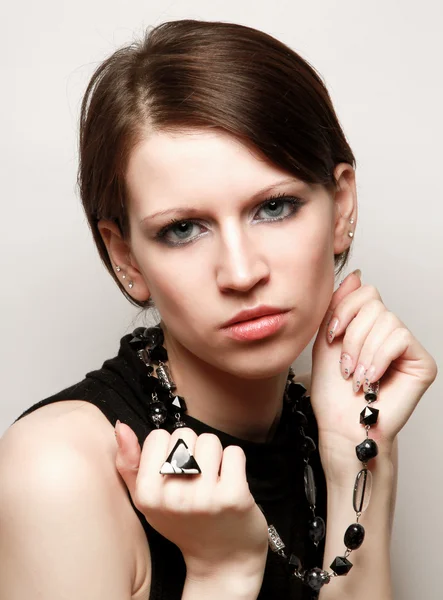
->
[163,330,289,443]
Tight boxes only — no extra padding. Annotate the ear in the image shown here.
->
[332,163,358,255]
[97,220,151,303]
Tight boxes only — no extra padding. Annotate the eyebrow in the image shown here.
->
[139,176,307,224]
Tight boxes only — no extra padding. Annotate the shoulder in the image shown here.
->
[0,400,151,598]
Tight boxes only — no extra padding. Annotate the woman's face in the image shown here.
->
[124,129,342,378]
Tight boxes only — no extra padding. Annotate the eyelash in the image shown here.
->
[155,192,305,247]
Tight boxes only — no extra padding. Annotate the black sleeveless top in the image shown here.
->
[13,333,327,600]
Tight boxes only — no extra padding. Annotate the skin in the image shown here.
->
[99,128,356,442]
[0,127,436,600]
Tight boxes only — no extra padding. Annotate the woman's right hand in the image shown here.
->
[114,423,269,583]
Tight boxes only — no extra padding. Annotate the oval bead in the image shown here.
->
[344,523,365,550]
[304,464,317,507]
[353,468,373,513]
[308,516,326,543]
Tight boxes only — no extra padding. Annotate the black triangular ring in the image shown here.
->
[160,438,202,475]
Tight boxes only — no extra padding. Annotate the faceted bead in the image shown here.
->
[353,468,372,513]
[330,556,353,576]
[344,523,365,550]
[360,405,379,426]
[356,438,379,462]
[308,516,326,543]
[287,381,307,403]
[304,567,330,590]
[148,402,168,427]
[289,553,303,572]
[170,395,187,412]
[156,364,176,391]
[150,345,168,363]
[172,420,187,429]
[293,410,308,427]
[304,464,317,507]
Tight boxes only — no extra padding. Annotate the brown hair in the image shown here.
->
[78,19,356,309]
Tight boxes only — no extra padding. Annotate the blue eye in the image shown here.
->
[155,193,304,247]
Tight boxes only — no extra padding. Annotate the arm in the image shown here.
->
[319,437,398,600]
[0,410,140,600]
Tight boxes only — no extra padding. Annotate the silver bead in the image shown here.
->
[267,525,286,552]
[157,364,175,390]
[122,274,126,279]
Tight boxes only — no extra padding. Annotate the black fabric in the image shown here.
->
[14,333,327,600]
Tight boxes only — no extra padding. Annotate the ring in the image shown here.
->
[159,438,202,475]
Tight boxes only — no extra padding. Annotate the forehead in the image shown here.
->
[125,129,301,212]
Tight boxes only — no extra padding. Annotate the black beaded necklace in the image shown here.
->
[129,326,379,594]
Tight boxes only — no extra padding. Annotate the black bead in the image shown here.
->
[300,435,316,456]
[289,554,303,572]
[344,523,365,550]
[304,567,330,591]
[170,395,187,413]
[287,381,307,403]
[360,406,379,426]
[308,516,326,543]
[147,402,168,427]
[330,556,353,576]
[150,345,168,363]
[292,410,308,427]
[355,438,379,462]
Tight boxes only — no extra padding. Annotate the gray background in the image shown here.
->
[1,1,442,598]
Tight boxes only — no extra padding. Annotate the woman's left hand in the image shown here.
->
[310,270,438,480]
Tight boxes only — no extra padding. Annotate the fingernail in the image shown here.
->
[325,310,333,325]
[339,353,353,379]
[115,420,122,449]
[352,268,362,278]
[353,364,366,393]
[363,366,376,392]
[327,318,339,343]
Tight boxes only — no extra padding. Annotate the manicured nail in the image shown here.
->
[363,366,376,392]
[327,318,339,343]
[353,364,366,393]
[325,310,333,326]
[339,353,353,379]
[352,268,362,278]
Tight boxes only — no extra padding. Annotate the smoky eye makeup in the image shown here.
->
[152,191,307,247]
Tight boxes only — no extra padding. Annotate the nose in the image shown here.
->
[215,223,270,294]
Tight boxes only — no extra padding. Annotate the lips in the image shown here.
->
[221,305,288,328]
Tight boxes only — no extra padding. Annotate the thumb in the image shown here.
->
[114,421,141,494]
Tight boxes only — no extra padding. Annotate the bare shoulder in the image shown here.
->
[0,400,151,599]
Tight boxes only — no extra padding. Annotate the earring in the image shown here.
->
[349,218,354,225]
[115,265,121,272]
[128,281,134,289]
[348,232,354,238]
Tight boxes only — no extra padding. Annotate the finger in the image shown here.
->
[193,433,224,484]
[338,299,386,381]
[136,428,171,505]
[327,283,381,344]
[356,311,401,389]
[115,421,142,496]
[218,445,250,505]
[363,327,412,392]
[321,271,362,339]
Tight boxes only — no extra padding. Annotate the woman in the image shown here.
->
[0,18,437,600]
